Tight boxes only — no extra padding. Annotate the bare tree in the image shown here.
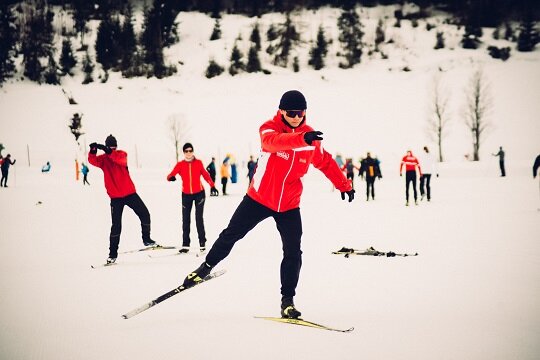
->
[426,75,451,162]
[168,113,190,162]
[464,69,492,161]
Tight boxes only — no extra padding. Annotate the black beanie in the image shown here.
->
[279,90,307,110]
[105,134,117,147]
[182,143,193,152]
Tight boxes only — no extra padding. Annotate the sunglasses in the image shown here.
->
[284,110,306,118]
[184,149,193,153]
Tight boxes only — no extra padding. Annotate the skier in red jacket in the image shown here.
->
[180,90,355,319]
[88,135,156,264]
[399,150,422,206]
[167,143,219,253]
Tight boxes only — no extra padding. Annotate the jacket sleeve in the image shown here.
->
[200,161,215,187]
[88,153,104,168]
[311,143,351,192]
[260,123,307,153]
[167,162,181,180]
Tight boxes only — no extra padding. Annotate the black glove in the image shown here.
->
[210,187,219,196]
[400,173,402,177]
[168,176,176,182]
[89,142,98,154]
[378,175,382,179]
[340,189,355,202]
[304,131,323,145]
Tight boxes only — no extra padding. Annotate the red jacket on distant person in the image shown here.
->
[247,111,351,212]
[399,152,422,175]
[88,149,136,198]
[167,158,215,194]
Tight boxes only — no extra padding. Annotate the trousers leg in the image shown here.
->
[109,198,125,258]
[420,175,425,196]
[181,193,194,247]
[125,193,152,242]
[194,191,207,247]
[425,174,431,200]
[205,196,272,267]
[274,208,302,298]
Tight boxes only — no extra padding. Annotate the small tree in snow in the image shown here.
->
[426,75,451,162]
[168,114,190,162]
[464,69,492,161]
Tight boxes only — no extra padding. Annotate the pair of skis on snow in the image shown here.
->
[120,269,353,333]
[332,246,418,258]
[90,245,179,268]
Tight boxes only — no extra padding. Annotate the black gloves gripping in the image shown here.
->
[89,143,112,154]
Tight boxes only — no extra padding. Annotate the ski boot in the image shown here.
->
[178,247,189,254]
[182,262,212,288]
[106,257,116,264]
[143,239,156,247]
[281,296,302,319]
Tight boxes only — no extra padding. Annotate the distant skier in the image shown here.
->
[400,150,422,206]
[247,155,257,184]
[220,157,230,195]
[492,146,506,177]
[341,158,358,189]
[534,154,540,207]
[41,161,51,173]
[0,154,16,187]
[179,90,355,319]
[418,146,438,201]
[206,157,217,184]
[359,152,382,201]
[81,162,90,185]
[88,135,156,264]
[167,143,218,254]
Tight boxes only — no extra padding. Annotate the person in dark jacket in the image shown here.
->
[359,152,382,201]
[206,157,217,184]
[341,158,359,189]
[492,146,506,177]
[81,162,90,185]
[247,155,257,184]
[88,135,156,264]
[167,143,218,253]
[179,90,355,319]
[0,154,16,187]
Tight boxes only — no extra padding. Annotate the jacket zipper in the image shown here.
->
[189,163,193,193]
[277,129,295,212]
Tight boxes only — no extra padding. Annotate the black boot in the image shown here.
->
[182,262,212,288]
[281,296,302,319]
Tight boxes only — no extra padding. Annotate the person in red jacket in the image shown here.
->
[88,135,156,264]
[180,90,355,319]
[167,143,218,253]
[399,150,422,206]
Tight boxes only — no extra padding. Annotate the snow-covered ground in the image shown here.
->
[1,7,539,360]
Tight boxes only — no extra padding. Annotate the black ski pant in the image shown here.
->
[0,170,8,187]
[346,172,354,189]
[405,170,418,202]
[420,174,432,200]
[365,176,376,199]
[206,195,302,298]
[83,174,90,185]
[109,193,151,258]
[182,190,206,248]
[499,161,506,177]
[221,177,228,195]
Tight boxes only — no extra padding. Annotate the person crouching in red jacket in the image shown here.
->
[167,143,218,254]
[88,135,156,264]
[179,90,355,319]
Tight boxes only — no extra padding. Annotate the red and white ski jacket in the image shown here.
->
[399,153,422,175]
[167,158,215,194]
[88,149,136,199]
[247,111,352,212]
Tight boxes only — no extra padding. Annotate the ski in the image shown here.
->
[332,246,418,258]
[255,316,354,333]
[90,262,117,269]
[148,251,206,259]
[118,245,176,255]
[121,269,226,319]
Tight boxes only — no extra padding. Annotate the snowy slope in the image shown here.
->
[1,6,540,360]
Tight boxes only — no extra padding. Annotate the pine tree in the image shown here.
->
[308,25,328,70]
[210,18,222,40]
[119,4,137,74]
[72,0,92,50]
[250,23,261,51]
[95,15,122,72]
[292,56,299,72]
[60,38,77,75]
[434,31,445,49]
[229,41,245,76]
[0,2,17,86]
[82,51,94,84]
[205,59,224,78]
[337,5,363,68]
[43,53,59,85]
[246,45,262,73]
[374,19,385,51]
[461,24,482,49]
[272,13,300,68]
[517,17,538,52]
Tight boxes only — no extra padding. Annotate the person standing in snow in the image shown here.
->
[167,143,219,254]
[247,155,257,184]
[418,146,438,201]
[359,152,382,201]
[206,157,217,184]
[81,162,90,185]
[533,154,540,207]
[220,157,230,195]
[492,146,506,177]
[180,90,355,319]
[0,154,16,187]
[341,158,358,189]
[400,150,422,206]
[88,135,156,264]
